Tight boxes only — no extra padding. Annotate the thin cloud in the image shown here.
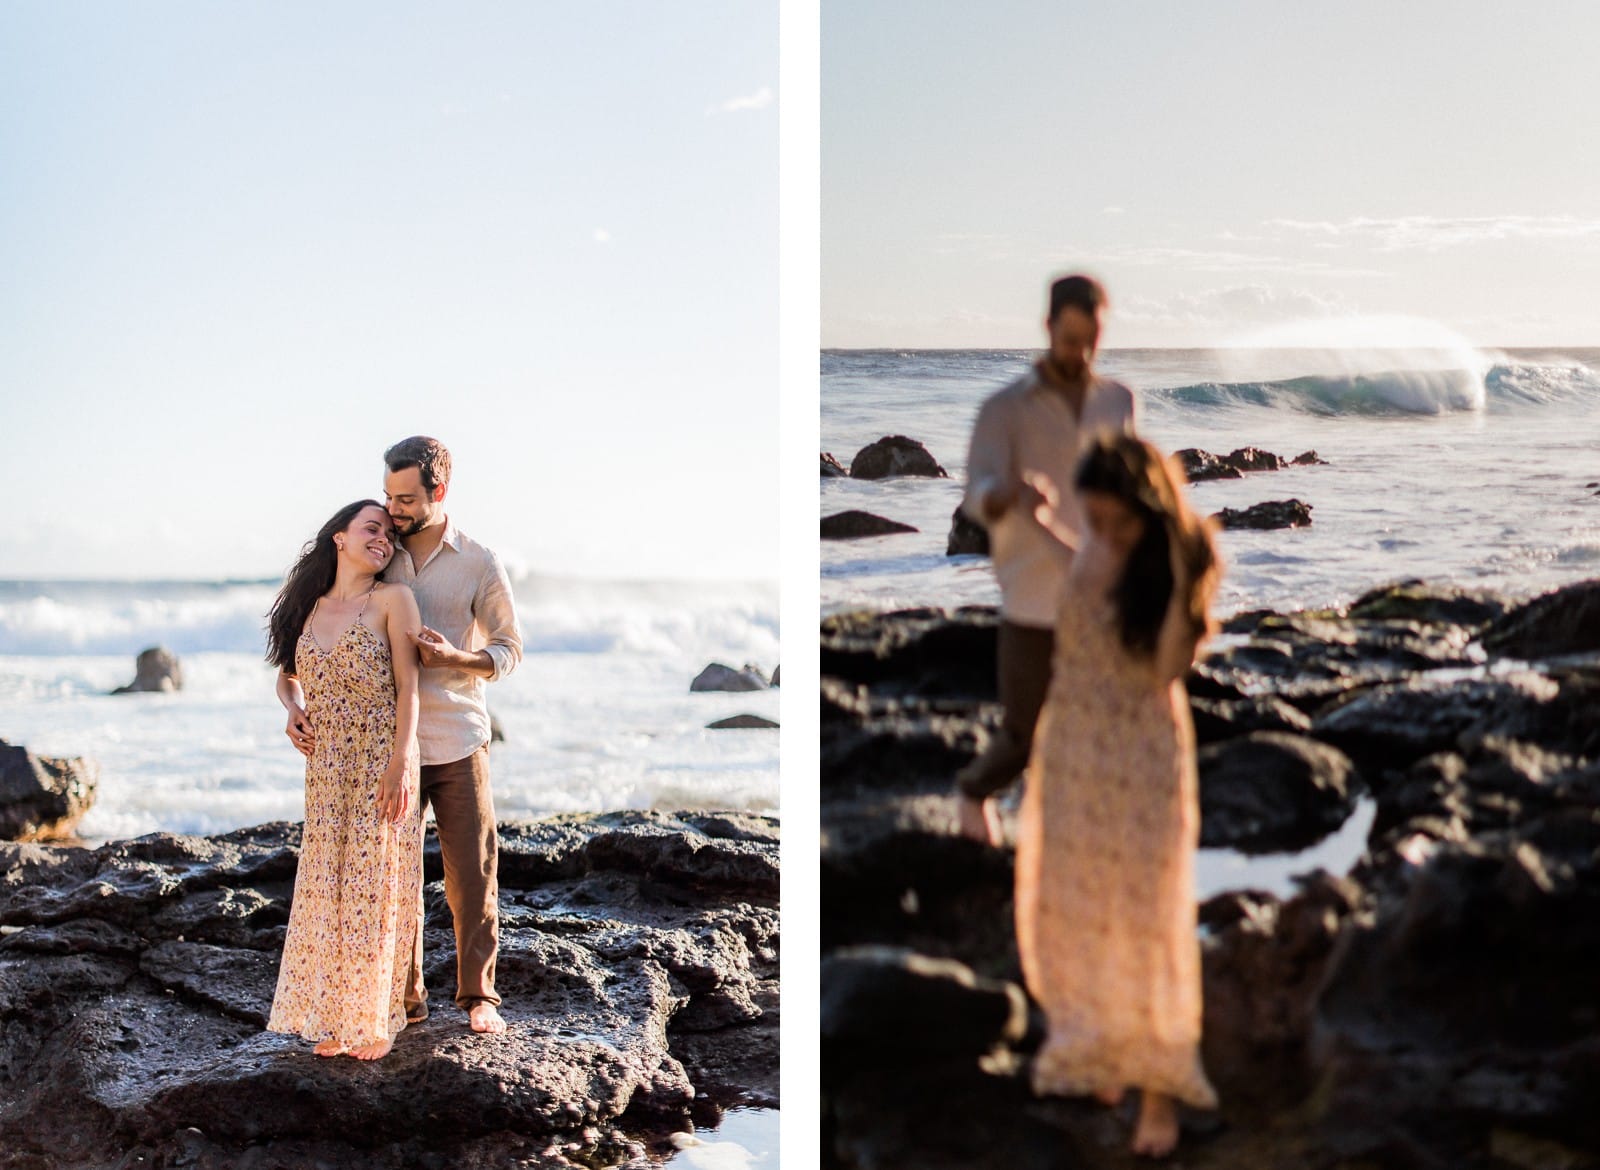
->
[1116,284,1350,328]
[592,228,612,245]
[707,86,774,116]
[1266,214,1600,251]
[1073,245,1383,278]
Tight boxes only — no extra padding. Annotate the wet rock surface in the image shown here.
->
[821,576,1600,1168]
[0,810,779,1169]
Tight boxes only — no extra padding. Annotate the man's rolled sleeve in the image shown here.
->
[962,397,1011,527]
[476,555,523,682]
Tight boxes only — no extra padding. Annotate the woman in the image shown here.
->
[1013,434,1223,1156]
[263,499,425,1060]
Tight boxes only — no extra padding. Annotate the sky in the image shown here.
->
[823,0,1600,349]
[1,2,776,581]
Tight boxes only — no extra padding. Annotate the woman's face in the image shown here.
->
[1083,490,1146,558]
[339,505,396,572]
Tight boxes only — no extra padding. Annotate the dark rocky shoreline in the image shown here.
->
[0,810,779,1170]
[821,576,1600,1169]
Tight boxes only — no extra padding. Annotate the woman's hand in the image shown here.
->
[285,704,314,757]
[378,759,412,824]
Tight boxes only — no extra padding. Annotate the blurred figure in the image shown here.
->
[1014,434,1222,1156]
[954,273,1137,841]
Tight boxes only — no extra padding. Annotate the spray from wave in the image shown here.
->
[0,574,779,660]
[1142,315,1599,418]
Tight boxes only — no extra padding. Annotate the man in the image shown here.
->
[381,435,522,1035]
[954,275,1137,843]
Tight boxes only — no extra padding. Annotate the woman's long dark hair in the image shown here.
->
[265,499,389,673]
[1073,435,1221,657]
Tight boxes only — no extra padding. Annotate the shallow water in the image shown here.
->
[1195,798,1377,902]
[663,1108,777,1168]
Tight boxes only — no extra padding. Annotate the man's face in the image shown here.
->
[383,466,443,537]
[1046,304,1103,370]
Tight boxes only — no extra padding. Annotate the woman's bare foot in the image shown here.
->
[1131,1090,1180,1158]
[313,1038,345,1058]
[469,1001,507,1034]
[1094,1086,1125,1107]
[349,1037,394,1061]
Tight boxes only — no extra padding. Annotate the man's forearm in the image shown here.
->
[447,647,498,679]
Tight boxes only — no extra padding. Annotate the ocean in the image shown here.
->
[822,346,1600,618]
[0,575,779,840]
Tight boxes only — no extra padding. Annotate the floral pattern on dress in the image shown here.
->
[1014,577,1219,1108]
[266,618,423,1049]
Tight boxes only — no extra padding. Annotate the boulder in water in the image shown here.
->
[822,510,919,540]
[111,646,183,695]
[946,506,989,557]
[707,714,780,730]
[848,436,948,480]
[0,740,99,841]
[822,452,848,478]
[1213,500,1313,530]
[691,663,770,692]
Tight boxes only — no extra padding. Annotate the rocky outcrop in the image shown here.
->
[112,646,184,694]
[0,740,98,841]
[822,452,848,478]
[821,511,919,540]
[1177,446,1327,483]
[945,506,989,557]
[821,577,1600,1167]
[690,663,770,693]
[848,436,948,480]
[0,810,779,1169]
[1214,499,1313,530]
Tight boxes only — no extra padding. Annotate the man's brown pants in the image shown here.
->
[404,744,501,1013]
[955,620,1056,800]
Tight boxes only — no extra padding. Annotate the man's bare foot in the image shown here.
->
[1131,1090,1180,1158]
[349,1037,394,1061]
[1094,1086,1125,1107]
[313,1038,345,1058]
[469,1001,507,1034]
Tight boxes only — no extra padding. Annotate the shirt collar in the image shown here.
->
[438,515,462,552]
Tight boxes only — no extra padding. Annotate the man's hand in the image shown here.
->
[285,704,314,758]
[378,760,412,824]
[410,625,462,669]
[981,478,1048,524]
[956,794,1002,846]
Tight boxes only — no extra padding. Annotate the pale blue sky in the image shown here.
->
[824,0,1600,348]
[2,2,776,581]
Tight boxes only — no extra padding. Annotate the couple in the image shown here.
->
[955,276,1223,1157]
[261,436,523,1060]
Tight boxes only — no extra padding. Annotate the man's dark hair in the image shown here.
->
[1048,274,1108,321]
[384,435,452,495]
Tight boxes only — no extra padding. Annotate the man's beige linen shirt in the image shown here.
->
[961,364,1138,628]
[383,517,522,766]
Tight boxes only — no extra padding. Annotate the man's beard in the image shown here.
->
[392,515,422,536]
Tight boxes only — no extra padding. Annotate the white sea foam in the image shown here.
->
[0,575,780,838]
